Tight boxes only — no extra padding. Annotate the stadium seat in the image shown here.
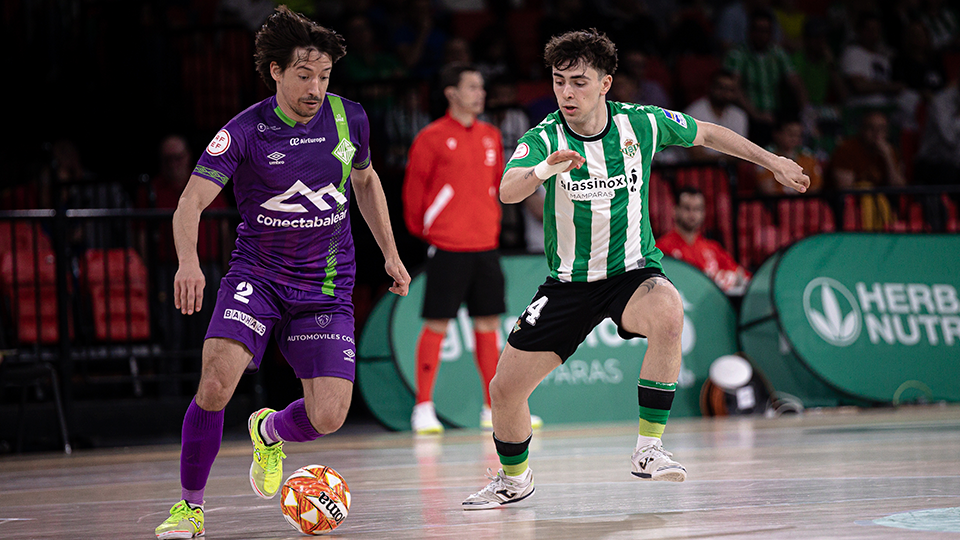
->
[776,198,836,245]
[81,248,150,342]
[737,201,778,270]
[0,249,70,344]
[648,170,675,237]
[0,221,53,255]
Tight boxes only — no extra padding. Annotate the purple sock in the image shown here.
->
[180,397,223,505]
[270,398,322,443]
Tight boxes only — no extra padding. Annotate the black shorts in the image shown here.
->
[506,267,668,362]
[421,248,506,319]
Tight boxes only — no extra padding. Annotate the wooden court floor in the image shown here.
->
[2,405,959,539]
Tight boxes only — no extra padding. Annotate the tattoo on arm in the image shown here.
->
[523,169,535,179]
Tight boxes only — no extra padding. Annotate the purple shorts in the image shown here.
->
[204,272,356,381]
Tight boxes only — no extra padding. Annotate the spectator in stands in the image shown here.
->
[340,15,406,84]
[757,118,824,194]
[685,70,749,160]
[657,187,751,295]
[619,49,671,109]
[919,0,960,52]
[840,12,902,110]
[830,109,905,230]
[139,135,231,352]
[893,20,947,129]
[793,18,847,110]
[391,0,448,80]
[716,0,782,50]
[916,80,960,187]
[773,0,806,53]
[724,9,807,147]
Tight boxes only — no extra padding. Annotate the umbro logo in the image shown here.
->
[343,349,355,363]
[267,151,285,165]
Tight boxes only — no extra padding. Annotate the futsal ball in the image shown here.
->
[280,464,351,535]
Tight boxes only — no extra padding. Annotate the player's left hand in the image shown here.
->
[773,155,810,193]
[385,257,410,296]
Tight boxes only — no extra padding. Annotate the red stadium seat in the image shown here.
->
[648,170,675,237]
[0,221,53,255]
[737,201,778,270]
[0,249,71,344]
[776,198,836,244]
[81,248,150,342]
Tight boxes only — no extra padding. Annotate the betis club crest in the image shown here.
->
[621,139,638,158]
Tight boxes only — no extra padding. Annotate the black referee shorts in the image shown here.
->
[506,267,668,362]
[421,248,506,319]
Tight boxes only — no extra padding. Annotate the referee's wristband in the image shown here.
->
[533,159,570,180]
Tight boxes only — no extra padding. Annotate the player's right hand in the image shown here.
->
[546,149,585,172]
[174,262,205,315]
[773,155,810,193]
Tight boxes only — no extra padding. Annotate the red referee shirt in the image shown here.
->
[402,113,503,252]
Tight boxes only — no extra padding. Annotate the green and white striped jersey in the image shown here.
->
[506,102,698,283]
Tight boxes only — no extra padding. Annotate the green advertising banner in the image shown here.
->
[744,233,960,405]
[739,253,852,408]
[357,255,739,431]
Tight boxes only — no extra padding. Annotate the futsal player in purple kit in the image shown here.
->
[155,6,410,539]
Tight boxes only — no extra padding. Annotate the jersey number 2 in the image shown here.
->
[234,282,253,304]
[523,296,549,326]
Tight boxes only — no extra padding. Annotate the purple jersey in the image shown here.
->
[194,94,370,298]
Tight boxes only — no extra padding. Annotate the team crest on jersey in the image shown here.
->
[511,143,529,160]
[621,139,638,158]
[315,313,332,328]
[206,129,231,156]
[332,138,356,165]
[662,109,688,128]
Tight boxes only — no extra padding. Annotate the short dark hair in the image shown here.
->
[711,69,736,85]
[749,8,775,26]
[439,62,480,91]
[543,28,618,77]
[254,5,347,93]
[676,185,703,201]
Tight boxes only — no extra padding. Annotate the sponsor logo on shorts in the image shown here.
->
[315,313,332,327]
[287,332,355,344]
[223,308,266,336]
[343,349,355,363]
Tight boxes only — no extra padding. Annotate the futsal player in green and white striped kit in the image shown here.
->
[462,29,810,510]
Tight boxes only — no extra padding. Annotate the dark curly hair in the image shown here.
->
[543,28,618,77]
[254,5,347,93]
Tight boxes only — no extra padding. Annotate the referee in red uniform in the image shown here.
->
[403,63,540,433]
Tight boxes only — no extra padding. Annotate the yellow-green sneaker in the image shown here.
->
[248,407,286,499]
[155,500,204,539]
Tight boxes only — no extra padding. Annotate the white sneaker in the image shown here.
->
[411,401,444,434]
[630,440,687,482]
[480,406,543,431]
[462,468,535,510]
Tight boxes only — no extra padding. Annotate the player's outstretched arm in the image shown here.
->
[173,175,223,314]
[352,165,410,296]
[500,149,585,203]
[693,120,810,193]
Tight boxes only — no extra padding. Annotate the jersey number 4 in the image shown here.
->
[523,296,549,326]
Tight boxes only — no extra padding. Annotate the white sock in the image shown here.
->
[259,414,279,445]
[636,435,660,451]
